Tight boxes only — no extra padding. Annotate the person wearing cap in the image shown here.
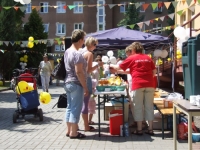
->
[38,54,52,92]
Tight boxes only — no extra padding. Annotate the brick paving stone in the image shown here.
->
[0,82,198,150]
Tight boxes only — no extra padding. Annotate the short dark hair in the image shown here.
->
[71,29,86,43]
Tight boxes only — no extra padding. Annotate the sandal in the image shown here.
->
[129,122,137,128]
[131,130,143,135]
[145,130,154,136]
[70,132,86,139]
[85,126,95,132]
[89,121,95,125]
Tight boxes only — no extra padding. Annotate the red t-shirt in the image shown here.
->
[119,54,155,90]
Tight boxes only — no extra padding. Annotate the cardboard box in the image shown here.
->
[104,102,114,121]
[163,100,173,108]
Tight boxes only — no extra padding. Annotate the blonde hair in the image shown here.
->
[125,45,133,53]
[130,42,144,54]
[71,29,86,43]
[85,37,98,47]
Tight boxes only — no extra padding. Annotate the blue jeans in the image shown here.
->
[64,82,84,123]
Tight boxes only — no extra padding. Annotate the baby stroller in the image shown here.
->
[13,73,43,123]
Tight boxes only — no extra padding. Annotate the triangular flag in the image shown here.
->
[68,5,76,10]
[1,50,4,53]
[142,4,149,11]
[117,4,123,6]
[172,1,178,8]
[154,18,159,21]
[186,0,193,6]
[150,20,154,23]
[53,6,58,8]
[182,0,186,5]
[108,4,116,9]
[3,7,11,10]
[188,5,195,12]
[164,2,171,9]
[158,2,164,8]
[4,41,9,46]
[10,41,15,46]
[129,24,135,29]
[63,5,67,9]
[13,7,19,11]
[32,6,36,10]
[137,22,143,29]
[43,40,47,44]
[183,8,187,12]
[34,40,39,44]
[144,21,150,26]
[135,3,141,9]
[160,16,165,21]
[151,3,158,10]
[168,13,175,20]
[35,6,41,11]
[0,41,3,46]
[177,10,183,16]
[49,39,54,46]
[19,6,26,12]
[88,5,96,7]
[22,41,28,46]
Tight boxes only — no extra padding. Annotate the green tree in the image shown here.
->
[23,8,48,68]
[117,0,144,30]
[0,0,25,82]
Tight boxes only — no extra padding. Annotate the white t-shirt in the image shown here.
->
[39,61,52,76]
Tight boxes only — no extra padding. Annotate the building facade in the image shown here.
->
[23,0,169,53]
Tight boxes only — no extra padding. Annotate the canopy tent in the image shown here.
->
[86,27,171,52]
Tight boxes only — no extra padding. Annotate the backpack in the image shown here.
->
[51,55,66,80]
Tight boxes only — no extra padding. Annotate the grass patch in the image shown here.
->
[0,81,11,90]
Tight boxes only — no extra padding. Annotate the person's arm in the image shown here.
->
[75,63,89,96]
[38,62,41,75]
[116,69,130,74]
[152,69,156,76]
[86,52,98,73]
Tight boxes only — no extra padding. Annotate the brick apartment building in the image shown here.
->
[23,0,169,53]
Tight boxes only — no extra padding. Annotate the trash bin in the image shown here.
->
[109,110,123,135]
[182,34,200,99]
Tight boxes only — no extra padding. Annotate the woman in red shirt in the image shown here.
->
[110,42,156,135]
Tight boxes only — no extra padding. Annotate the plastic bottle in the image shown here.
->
[124,123,129,136]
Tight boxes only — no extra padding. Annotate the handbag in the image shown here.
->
[52,94,67,109]
[19,90,40,111]
[51,55,66,80]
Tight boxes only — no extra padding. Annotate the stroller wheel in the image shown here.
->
[13,112,18,123]
[38,108,43,121]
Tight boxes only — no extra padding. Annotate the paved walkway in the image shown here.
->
[0,82,200,150]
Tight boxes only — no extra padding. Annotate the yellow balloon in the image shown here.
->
[20,57,24,62]
[0,81,3,86]
[28,42,34,48]
[148,54,152,58]
[39,92,51,104]
[28,36,34,42]
[24,59,28,63]
[24,55,28,59]
[177,55,182,59]
[167,58,171,61]
[17,81,29,94]
[177,50,181,55]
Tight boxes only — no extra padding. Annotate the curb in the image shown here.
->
[0,88,11,92]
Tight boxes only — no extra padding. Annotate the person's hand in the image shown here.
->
[109,67,117,74]
[84,87,89,97]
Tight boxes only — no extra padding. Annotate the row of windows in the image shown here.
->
[26,2,83,13]
[43,23,83,35]
[120,2,162,13]
[26,2,162,14]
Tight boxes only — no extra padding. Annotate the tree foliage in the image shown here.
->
[117,0,144,30]
[23,9,48,68]
[0,0,25,81]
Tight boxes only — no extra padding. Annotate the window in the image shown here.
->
[43,23,49,33]
[56,23,66,35]
[153,24,162,34]
[55,45,65,51]
[74,23,83,29]
[40,2,48,13]
[97,0,105,31]
[120,2,127,13]
[140,2,145,12]
[26,3,32,13]
[153,6,162,12]
[74,1,83,13]
[57,1,66,13]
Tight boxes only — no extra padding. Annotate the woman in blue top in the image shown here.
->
[64,29,88,139]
